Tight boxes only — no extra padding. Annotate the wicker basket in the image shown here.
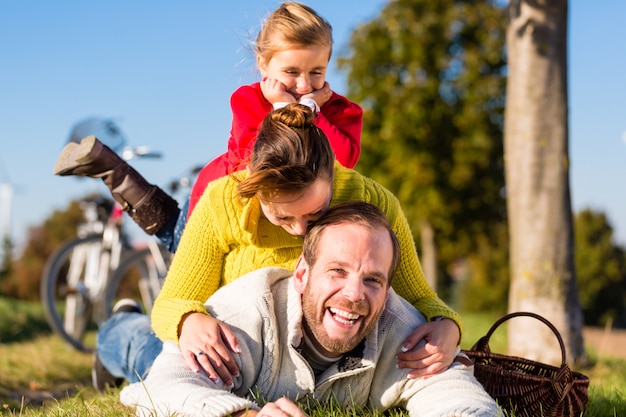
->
[462,312,589,417]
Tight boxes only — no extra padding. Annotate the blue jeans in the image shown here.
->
[155,198,189,253]
[97,312,163,383]
[100,198,188,381]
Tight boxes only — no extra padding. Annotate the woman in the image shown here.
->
[151,104,463,388]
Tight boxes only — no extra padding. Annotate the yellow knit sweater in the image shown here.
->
[151,163,462,341]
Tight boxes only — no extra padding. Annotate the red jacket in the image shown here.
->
[188,82,362,215]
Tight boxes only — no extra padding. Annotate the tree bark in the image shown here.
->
[504,0,586,364]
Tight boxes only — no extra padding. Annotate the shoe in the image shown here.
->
[54,135,180,235]
[92,351,124,392]
[91,299,143,391]
[112,298,143,314]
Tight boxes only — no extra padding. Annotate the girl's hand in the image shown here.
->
[300,82,332,108]
[396,318,460,378]
[179,312,241,387]
[260,78,295,104]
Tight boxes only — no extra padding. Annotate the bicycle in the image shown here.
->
[41,119,176,352]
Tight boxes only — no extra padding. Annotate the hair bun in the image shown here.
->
[271,103,315,128]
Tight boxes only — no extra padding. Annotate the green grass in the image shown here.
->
[1,296,624,416]
[0,297,52,343]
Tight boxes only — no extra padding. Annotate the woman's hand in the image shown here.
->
[179,312,241,387]
[396,318,460,378]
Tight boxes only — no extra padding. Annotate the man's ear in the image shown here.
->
[293,255,308,295]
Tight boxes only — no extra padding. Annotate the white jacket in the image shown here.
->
[121,267,500,417]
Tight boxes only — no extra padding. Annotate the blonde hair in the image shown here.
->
[237,103,335,199]
[255,2,333,63]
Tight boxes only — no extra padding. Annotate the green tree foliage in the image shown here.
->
[574,209,626,328]
[0,236,13,279]
[338,0,508,291]
[0,197,88,300]
[458,221,509,313]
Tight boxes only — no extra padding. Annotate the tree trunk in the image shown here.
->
[504,0,586,365]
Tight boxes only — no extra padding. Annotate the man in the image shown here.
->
[119,202,500,417]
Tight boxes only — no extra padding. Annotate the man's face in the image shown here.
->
[294,223,392,357]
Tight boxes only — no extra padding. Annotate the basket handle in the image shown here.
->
[477,311,568,366]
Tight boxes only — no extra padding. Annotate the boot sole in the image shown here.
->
[53,135,104,175]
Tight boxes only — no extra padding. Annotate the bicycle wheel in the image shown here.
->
[105,242,172,317]
[41,234,104,352]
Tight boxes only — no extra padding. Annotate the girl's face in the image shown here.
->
[259,178,332,236]
[258,45,330,99]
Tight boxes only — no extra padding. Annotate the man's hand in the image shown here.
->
[396,318,460,378]
[179,312,241,387]
[232,398,307,417]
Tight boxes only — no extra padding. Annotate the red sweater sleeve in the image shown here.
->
[315,92,362,168]
[227,84,273,168]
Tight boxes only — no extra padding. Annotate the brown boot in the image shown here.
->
[54,135,179,235]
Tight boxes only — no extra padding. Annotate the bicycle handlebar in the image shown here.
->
[120,145,162,161]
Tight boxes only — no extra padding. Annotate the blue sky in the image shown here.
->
[1,1,625,255]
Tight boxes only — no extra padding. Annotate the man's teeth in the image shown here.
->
[329,308,360,324]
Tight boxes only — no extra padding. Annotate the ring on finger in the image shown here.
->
[196,351,204,356]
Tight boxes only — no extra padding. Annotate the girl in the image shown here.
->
[188,1,362,214]
[54,2,362,253]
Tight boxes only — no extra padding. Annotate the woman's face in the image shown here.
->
[259,178,332,236]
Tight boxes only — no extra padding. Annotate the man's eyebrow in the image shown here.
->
[324,262,388,280]
[324,260,347,269]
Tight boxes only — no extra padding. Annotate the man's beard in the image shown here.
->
[301,291,380,355]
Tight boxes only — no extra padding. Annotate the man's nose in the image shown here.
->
[341,277,365,302]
